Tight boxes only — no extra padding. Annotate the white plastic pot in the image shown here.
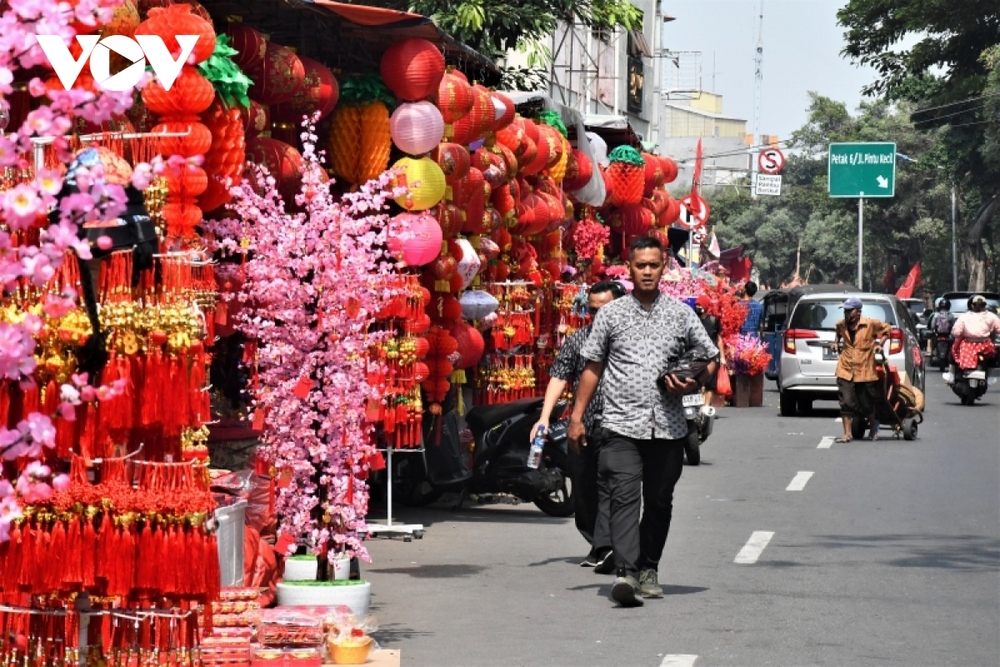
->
[283,555,351,582]
[276,581,371,617]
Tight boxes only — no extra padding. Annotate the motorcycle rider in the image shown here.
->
[928,298,955,360]
[949,295,1000,378]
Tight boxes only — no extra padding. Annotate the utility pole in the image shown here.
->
[750,0,764,198]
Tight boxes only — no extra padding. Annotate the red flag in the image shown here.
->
[895,262,921,298]
[883,264,896,293]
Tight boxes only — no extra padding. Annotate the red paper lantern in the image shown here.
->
[245,137,304,204]
[491,92,516,132]
[272,56,339,124]
[660,156,678,183]
[430,254,457,281]
[434,202,464,239]
[247,43,305,106]
[456,168,489,235]
[433,143,470,184]
[563,149,593,191]
[496,118,525,156]
[223,23,266,72]
[660,195,681,225]
[152,120,211,157]
[241,100,270,138]
[648,190,669,216]
[617,205,655,236]
[142,66,214,115]
[380,38,445,102]
[412,362,430,383]
[450,321,485,369]
[134,4,216,64]
[436,70,473,124]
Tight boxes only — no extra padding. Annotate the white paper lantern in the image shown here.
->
[455,237,481,290]
[460,289,499,321]
[390,101,445,156]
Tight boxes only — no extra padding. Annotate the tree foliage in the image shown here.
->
[363,0,641,88]
[837,0,1000,290]
[710,94,960,293]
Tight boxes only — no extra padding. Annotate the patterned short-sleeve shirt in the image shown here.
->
[548,325,603,428]
[580,293,719,440]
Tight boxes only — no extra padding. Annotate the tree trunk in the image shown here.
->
[965,194,998,291]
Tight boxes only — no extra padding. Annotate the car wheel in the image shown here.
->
[779,390,797,416]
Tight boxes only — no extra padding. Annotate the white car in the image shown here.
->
[777,293,926,416]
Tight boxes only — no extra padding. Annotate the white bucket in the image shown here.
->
[276,581,371,617]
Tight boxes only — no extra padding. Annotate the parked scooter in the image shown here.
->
[681,392,715,465]
[391,397,574,517]
[931,333,952,372]
[947,339,1000,405]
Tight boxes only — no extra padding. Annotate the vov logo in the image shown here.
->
[36,34,200,92]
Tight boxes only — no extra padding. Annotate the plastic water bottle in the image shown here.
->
[527,426,545,469]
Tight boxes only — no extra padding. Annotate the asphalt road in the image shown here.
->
[364,374,1000,666]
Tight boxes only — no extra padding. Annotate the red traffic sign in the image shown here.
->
[677,194,710,230]
[758,147,786,174]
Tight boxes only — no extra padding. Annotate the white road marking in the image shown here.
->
[660,655,698,667]
[817,436,834,449]
[735,531,775,564]
[786,471,814,491]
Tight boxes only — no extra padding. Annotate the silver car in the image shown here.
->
[778,293,926,416]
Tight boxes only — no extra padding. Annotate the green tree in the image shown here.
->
[838,0,1000,290]
[366,0,642,88]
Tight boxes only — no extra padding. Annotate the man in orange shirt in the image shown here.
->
[831,297,891,442]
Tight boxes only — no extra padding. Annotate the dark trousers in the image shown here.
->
[598,431,685,576]
[568,424,610,554]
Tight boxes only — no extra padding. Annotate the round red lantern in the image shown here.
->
[618,205,655,236]
[434,202,464,239]
[380,38,445,102]
[241,100,270,138]
[152,120,211,157]
[437,70,473,124]
[563,149,593,191]
[134,4,216,64]
[450,321,485,369]
[390,101,445,156]
[491,92,516,132]
[223,23,266,72]
[412,362,430,383]
[660,156,678,184]
[272,56,339,124]
[433,143,470,184]
[247,43,305,106]
[245,137,304,204]
[660,195,681,225]
[142,66,214,115]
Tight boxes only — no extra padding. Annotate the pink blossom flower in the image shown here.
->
[3,184,41,229]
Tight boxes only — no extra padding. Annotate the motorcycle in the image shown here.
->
[932,333,952,372]
[681,392,715,465]
[390,397,575,517]
[947,338,1000,406]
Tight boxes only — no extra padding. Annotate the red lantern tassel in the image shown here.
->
[64,518,82,587]
[82,517,97,589]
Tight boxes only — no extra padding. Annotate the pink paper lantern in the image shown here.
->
[390,101,445,156]
[389,212,443,267]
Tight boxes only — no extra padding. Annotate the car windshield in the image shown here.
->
[789,300,897,331]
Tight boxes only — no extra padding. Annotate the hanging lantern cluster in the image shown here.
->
[138,4,217,242]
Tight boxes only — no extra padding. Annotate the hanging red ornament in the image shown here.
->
[272,56,339,126]
[247,43,306,106]
[433,142,471,184]
[380,38,445,102]
[436,69,474,125]
[223,23,266,72]
[134,4,216,64]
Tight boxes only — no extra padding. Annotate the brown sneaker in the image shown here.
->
[639,568,663,598]
[610,575,644,607]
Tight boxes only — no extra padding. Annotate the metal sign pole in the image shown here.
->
[857,194,864,289]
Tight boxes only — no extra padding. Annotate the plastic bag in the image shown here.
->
[717,368,733,397]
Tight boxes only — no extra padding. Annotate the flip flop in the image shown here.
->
[835,437,852,443]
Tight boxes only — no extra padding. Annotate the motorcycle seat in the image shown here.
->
[466,397,544,435]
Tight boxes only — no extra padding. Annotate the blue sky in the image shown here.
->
[662,0,878,142]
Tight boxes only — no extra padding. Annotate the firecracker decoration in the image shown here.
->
[204,119,409,561]
[327,74,394,185]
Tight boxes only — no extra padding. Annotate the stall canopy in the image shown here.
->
[202,0,498,78]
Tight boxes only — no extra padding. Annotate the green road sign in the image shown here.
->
[828,142,896,198]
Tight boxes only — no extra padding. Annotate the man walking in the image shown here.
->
[832,297,890,442]
[567,237,719,607]
[532,281,625,572]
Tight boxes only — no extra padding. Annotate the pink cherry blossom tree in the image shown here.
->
[207,121,407,569]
